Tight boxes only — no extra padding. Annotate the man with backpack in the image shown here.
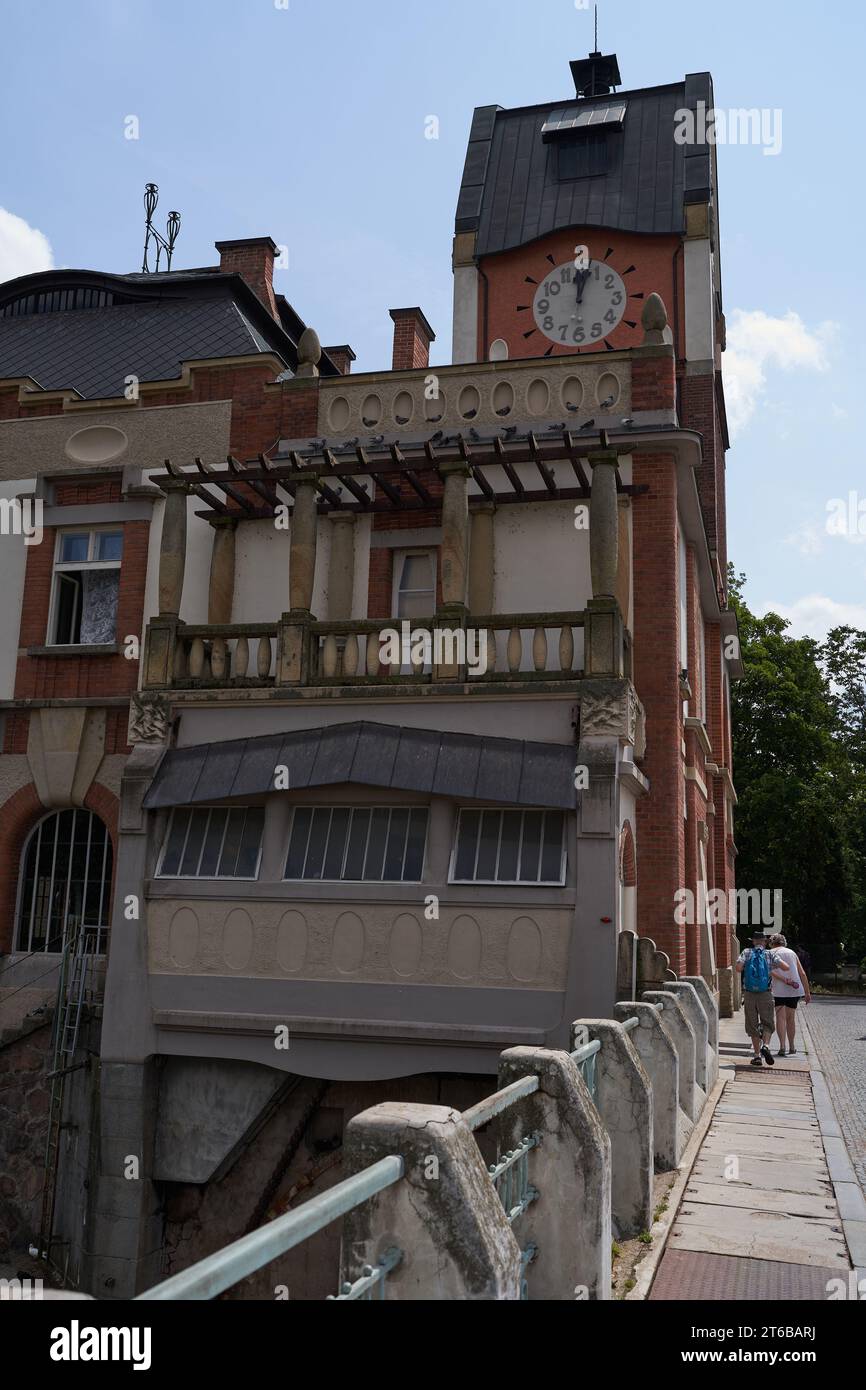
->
[736,931,794,1067]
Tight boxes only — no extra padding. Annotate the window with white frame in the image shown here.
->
[392,550,436,618]
[284,806,429,882]
[157,807,265,879]
[450,808,566,885]
[50,529,123,645]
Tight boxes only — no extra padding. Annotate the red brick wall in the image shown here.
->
[0,783,44,952]
[53,477,123,506]
[14,520,149,702]
[680,370,727,597]
[391,314,433,371]
[478,229,682,362]
[631,449,686,973]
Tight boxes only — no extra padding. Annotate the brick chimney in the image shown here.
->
[215,237,279,321]
[323,344,356,376]
[390,308,436,371]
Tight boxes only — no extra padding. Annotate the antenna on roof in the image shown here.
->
[141,184,181,273]
[594,3,598,52]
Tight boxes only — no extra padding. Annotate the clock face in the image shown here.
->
[532,258,627,347]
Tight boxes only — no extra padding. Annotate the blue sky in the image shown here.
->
[1,0,863,640]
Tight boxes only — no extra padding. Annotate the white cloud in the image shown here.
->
[758,593,866,641]
[723,309,836,438]
[784,522,825,557]
[0,207,54,283]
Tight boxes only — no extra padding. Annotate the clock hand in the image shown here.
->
[575,265,592,305]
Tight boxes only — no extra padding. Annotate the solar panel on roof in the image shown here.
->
[541,101,627,142]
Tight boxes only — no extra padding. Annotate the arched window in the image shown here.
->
[618,820,637,937]
[15,810,113,954]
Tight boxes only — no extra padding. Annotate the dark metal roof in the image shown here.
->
[0,297,273,399]
[143,722,578,811]
[0,265,341,397]
[456,73,714,255]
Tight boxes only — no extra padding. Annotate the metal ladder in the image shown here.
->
[37,920,95,1265]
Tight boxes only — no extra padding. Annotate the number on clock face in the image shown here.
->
[532,260,627,345]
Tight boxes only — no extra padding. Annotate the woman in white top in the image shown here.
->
[768,933,811,1057]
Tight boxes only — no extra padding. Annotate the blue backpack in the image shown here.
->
[743,947,771,993]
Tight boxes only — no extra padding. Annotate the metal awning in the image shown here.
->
[143,721,578,811]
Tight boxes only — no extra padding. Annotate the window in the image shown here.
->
[157,807,265,879]
[50,529,123,646]
[15,809,113,953]
[393,550,436,619]
[285,806,429,882]
[557,132,610,180]
[450,808,566,885]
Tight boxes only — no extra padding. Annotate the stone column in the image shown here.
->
[327,513,356,620]
[279,474,318,684]
[614,1002,681,1170]
[575,1020,653,1240]
[663,980,710,1092]
[498,1047,611,1300]
[589,449,619,600]
[439,461,470,611]
[682,974,720,1091]
[207,518,236,625]
[616,496,631,623]
[158,480,188,618]
[341,1103,521,1300]
[584,451,624,677]
[435,461,471,680]
[643,991,701,1121]
[289,475,319,613]
[468,504,495,614]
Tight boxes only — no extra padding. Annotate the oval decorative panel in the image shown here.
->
[222,908,254,972]
[276,910,309,975]
[332,911,365,975]
[447,915,482,980]
[389,913,423,978]
[168,907,199,970]
[506,916,543,983]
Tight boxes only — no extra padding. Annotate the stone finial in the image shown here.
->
[641,292,668,345]
[296,326,321,378]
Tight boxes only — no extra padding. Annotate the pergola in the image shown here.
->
[151,426,646,519]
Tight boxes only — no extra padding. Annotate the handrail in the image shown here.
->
[570,1039,602,1064]
[135,1155,404,1301]
[462,1075,540,1132]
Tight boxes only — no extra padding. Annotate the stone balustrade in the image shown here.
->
[168,623,278,687]
[143,611,592,690]
[317,353,633,439]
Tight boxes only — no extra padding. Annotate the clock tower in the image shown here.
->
[452,47,728,590]
[452,50,738,1004]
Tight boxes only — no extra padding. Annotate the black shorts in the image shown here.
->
[773,996,801,1010]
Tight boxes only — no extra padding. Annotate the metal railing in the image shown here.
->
[136,1004,670,1302]
[135,1156,404,1302]
[462,1074,541,1299]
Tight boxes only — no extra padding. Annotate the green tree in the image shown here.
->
[728,571,864,963]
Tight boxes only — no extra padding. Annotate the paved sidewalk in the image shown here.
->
[647,1009,865,1299]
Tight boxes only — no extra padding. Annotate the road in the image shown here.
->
[805,995,866,1195]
